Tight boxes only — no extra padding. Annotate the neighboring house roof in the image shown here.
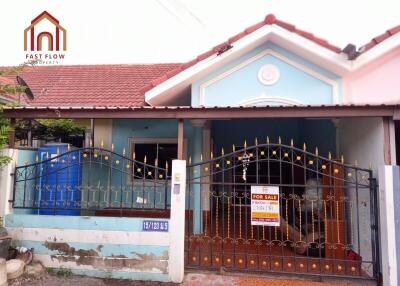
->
[0,76,14,85]
[3,64,181,107]
[359,24,400,52]
[0,76,17,102]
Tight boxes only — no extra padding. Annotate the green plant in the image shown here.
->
[46,267,56,274]
[0,60,38,95]
[0,60,39,166]
[37,119,86,138]
[46,267,72,277]
[56,267,72,277]
[0,108,11,167]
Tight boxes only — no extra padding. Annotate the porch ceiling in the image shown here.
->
[2,104,399,119]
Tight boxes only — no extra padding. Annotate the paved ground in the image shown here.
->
[9,274,176,286]
[183,273,377,286]
[9,272,376,286]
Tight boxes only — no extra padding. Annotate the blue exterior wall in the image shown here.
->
[191,42,342,107]
[109,119,213,216]
[79,119,194,209]
[111,119,194,158]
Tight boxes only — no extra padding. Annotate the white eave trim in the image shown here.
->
[145,25,352,106]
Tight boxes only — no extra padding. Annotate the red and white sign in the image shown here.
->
[250,186,280,226]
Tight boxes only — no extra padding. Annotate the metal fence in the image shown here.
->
[12,147,171,216]
[185,142,379,281]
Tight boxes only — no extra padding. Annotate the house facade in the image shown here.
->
[1,13,400,285]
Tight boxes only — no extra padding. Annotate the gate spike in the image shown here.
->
[221,147,224,156]
[255,137,258,146]
[244,140,247,149]
[57,148,60,155]
[111,143,114,151]
[328,152,332,160]
[211,151,213,159]
[46,152,49,159]
[290,139,294,147]
[123,148,126,156]
[67,144,71,151]
[315,147,319,156]
[133,152,136,160]
[35,155,39,163]
[165,161,169,170]
[200,153,203,162]
[101,140,104,148]
[89,139,93,147]
[369,161,373,170]
[266,136,270,144]
[189,156,192,165]
[155,158,158,166]
[303,143,306,151]
[341,155,344,164]
[144,155,147,164]
[232,144,236,152]
[354,160,358,167]
[278,136,282,144]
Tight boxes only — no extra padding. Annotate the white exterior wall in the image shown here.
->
[0,148,17,219]
[378,166,400,286]
[338,117,385,280]
[338,117,385,178]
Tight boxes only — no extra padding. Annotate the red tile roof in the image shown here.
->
[3,64,181,107]
[359,24,400,52]
[140,14,343,94]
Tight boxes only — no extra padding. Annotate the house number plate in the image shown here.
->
[142,220,169,232]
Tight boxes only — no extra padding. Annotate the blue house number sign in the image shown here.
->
[142,220,169,232]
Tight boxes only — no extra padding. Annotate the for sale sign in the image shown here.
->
[250,186,280,226]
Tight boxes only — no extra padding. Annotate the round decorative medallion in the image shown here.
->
[258,64,280,85]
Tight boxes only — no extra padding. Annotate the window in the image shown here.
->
[130,138,178,178]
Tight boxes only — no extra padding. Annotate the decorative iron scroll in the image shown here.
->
[185,141,379,281]
[13,147,171,213]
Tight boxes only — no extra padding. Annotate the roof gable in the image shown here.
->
[144,14,351,106]
[192,46,339,107]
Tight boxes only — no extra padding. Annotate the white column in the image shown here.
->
[169,159,186,283]
[0,148,17,219]
[378,165,400,286]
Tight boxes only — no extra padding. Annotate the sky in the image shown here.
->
[1,0,400,66]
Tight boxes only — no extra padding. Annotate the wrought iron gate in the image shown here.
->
[12,147,171,215]
[185,142,380,280]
